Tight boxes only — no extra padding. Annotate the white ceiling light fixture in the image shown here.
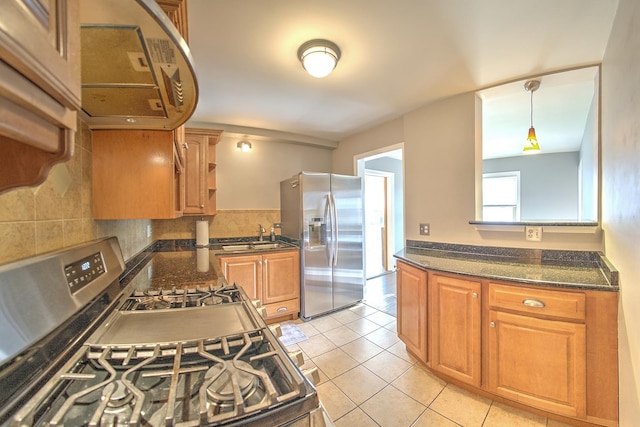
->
[297,39,341,78]
[236,139,252,152]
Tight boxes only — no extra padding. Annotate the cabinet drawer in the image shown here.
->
[489,283,585,321]
[264,298,299,320]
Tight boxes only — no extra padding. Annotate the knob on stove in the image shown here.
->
[287,350,304,367]
[269,324,282,338]
[302,367,320,386]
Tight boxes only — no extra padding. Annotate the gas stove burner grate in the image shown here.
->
[12,330,307,426]
[121,284,242,311]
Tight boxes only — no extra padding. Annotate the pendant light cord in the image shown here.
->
[530,90,534,127]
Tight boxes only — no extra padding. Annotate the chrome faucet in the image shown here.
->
[258,224,266,241]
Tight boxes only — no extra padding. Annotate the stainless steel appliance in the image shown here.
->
[0,238,327,426]
[280,172,364,319]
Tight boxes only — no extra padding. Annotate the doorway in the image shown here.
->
[364,171,394,278]
[355,145,404,314]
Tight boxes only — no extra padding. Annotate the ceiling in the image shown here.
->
[185,0,617,153]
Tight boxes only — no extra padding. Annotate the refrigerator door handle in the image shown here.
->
[330,192,339,266]
[324,194,333,265]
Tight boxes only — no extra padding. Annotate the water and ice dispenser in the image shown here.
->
[308,217,326,246]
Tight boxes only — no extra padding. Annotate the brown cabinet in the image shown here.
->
[486,282,588,418]
[429,273,481,386]
[156,0,189,42]
[218,250,300,322]
[487,309,586,418]
[0,0,80,193]
[396,261,428,363]
[92,130,184,219]
[395,264,618,426]
[183,128,221,215]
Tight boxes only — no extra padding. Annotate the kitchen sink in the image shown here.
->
[221,242,285,251]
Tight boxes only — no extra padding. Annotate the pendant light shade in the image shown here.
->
[523,80,541,153]
[298,39,341,78]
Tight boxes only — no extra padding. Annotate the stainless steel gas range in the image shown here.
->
[0,237,327,426]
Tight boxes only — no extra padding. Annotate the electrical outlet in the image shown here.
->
[147,224,152,238]
[420,223,430,236]
[525,226,542,241]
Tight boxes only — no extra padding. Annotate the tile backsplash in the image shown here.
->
[0,119,151,264]
[0,119,280,266]
[153,209,281,240]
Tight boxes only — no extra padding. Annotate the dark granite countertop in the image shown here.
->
[120,238,300,290]
[394,241,618,291]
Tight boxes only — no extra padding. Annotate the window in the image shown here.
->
[482,172,520,221]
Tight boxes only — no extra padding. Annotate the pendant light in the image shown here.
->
[297,39,341,78]
[523,79,541,153]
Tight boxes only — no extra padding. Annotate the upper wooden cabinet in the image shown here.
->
[156,0,189,42]
[0,0,81,193]
[183,128,221,216]
[92,130,184,219]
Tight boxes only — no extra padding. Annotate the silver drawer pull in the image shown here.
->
[277,307,288,313]
[472,292,478,298]
[522,298,546,308]
[490,322,496,328]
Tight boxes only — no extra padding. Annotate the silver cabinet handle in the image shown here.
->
[199,204,205,208]
[490,322,496,328]
[472,292,478,298]
[182,142,188,149]
[522,298,546,308]
[276,307,288,313]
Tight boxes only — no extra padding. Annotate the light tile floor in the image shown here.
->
[282,303,576,427]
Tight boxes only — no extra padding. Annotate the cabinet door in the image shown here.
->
[92,130,182,219]
[1,0,81,109]
[0,0,79,193]
[487,310,586,418]
[430,274,481,386]
[183,131,206,214]
[262,251,300,305]
[183,128,221,215]
[219,255,261,300]
[396,261,428,363]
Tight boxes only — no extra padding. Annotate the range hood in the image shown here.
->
[79,0,198,130]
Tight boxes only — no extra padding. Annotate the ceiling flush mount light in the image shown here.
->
[297,39,341,78]
[523,79,541,154]
[237,140,252,152]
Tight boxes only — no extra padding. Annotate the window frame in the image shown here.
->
[482,171,521,221]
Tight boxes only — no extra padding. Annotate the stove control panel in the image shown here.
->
[64,252,106,294]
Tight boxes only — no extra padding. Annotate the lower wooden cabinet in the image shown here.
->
[429,273,481,386]
[395,263,618,426]
[487,310,586,418]
[218,254,261,300]
[396,261,428,363]
[218,250,300,322]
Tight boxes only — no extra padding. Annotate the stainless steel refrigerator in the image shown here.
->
[280,172,364,319]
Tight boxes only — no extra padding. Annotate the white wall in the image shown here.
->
[216,134,332,209]
[334,94,602,250]
[483,152,580,221]
[601,0,640,422]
